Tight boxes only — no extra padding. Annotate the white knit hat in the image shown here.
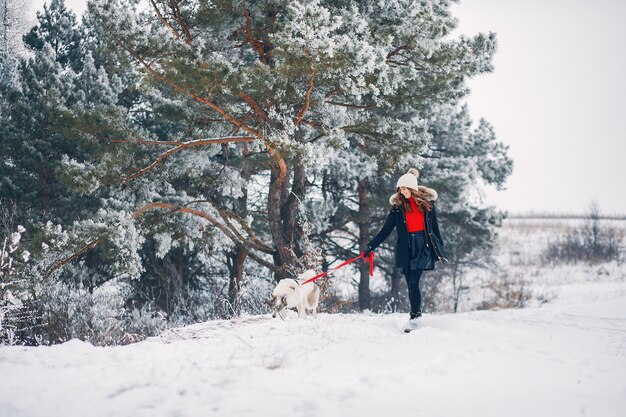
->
[396,168,420,192]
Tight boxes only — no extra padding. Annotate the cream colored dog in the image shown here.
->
[271,270,320,319]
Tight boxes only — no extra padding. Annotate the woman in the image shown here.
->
[364,168,448,332]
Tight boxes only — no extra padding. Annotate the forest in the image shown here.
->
[0,0,513,345]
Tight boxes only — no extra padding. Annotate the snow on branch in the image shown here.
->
[114,38,260,139]
[46,236,106,277]
[148,0,192,45]
[294,47,318,126]
[79,130,182,147]
[121,136,255,183]
[237,92,269,122]
[240,7,272,65]
[46,200,278,278]
[324,101,378,110]
[113,37,289,186]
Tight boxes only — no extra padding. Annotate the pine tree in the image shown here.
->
[1,0,514,338]
[419,104,513,312]
[83,0,499,287]
[0,43,76,218]
[23,0,83,70]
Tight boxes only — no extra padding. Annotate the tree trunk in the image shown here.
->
[227,144,251,314]
[267,164,297,280]
[390,263,402,311]
[452,264,461,313]
[357,177,370,311]
[283,152,306,259]
[266,130,307,281]
[227,246,248,315]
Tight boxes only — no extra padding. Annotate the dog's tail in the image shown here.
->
[297,270,317,284]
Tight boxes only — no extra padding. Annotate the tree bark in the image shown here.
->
[266,130,308,280]
[452,264,462,313]
[283,151,306,259]
[226,145,251,314]
[227,246,248,316]
[357,177,370,311]
[267,163,295,280]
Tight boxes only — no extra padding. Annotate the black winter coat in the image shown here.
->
[366,188,448,271]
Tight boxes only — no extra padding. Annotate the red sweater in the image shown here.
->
[405,198,425,232]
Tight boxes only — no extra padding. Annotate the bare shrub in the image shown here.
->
[316,276,356,313]
[369,287,408,314]
[477,271,533,310]
[544,203,623,265]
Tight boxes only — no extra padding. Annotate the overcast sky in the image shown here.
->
[451,0,626,215]
[27,0,626,215]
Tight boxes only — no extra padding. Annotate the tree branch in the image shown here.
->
[217,209,274,253]
[46,236,106,277]
[386,44,409,60]
[238,92,268,122]
[168,0,193,45]
[294,48,317,126]
[121,136,255,183]
[46,199,279,277]
[109,138,182,146]
[114,38,260,139]
[78,129,183,147]
[240,7,269,64]
[248,251,280,273]
[113,38,289,187]
[325,101,378,110]
[149,0,183,43]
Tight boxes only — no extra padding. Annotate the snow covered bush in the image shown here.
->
[24,269,167,346]
[0,200,32,345]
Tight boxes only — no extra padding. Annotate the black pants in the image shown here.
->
[403,268,424,314]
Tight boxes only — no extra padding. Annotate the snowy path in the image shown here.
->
[2,281,625,417]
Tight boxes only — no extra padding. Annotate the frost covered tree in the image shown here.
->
[23,0,83,70]
[416,104,512,312]
[82,0,498,289]
[309,104,511,311]
[0,43,76,218]
[0,0,28,55]
[0,1,89,221]
[0,0,171,344]
[0,0,513,342]
[0,0,27,119]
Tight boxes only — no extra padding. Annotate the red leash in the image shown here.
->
[301,251,375,285]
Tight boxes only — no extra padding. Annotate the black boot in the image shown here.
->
[409,311,422,320]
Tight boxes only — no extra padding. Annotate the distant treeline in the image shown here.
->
[507,212,626,220]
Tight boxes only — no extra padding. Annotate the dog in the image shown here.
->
[271,269,320,319]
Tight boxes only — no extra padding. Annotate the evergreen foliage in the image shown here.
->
[0,0,512,345]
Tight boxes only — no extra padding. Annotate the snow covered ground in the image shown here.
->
[1,217,625,417]
[1,278,625,417]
